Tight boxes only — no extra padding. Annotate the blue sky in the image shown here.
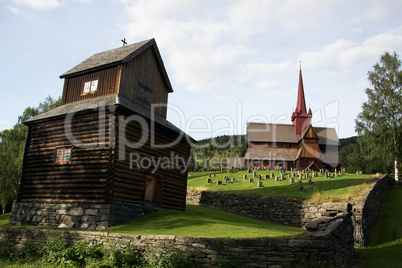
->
[1,0,402,140]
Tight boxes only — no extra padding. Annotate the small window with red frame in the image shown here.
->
[55,147,72,164]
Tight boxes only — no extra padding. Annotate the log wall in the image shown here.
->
[113,112,190,211]
[19,109,115,204]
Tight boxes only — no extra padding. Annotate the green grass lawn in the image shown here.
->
[105,204,303,238]
[351,185,402,268]
[0,205,303,239]
[187,170,376,202]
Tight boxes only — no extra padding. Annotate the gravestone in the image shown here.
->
[225,177,230,183]
[290,177,295,184]
[299,180,304,190]
[206,179,212,183]
[217,181,222,185]
[257,181,263,187]
[299,173,302,181]
[249,178,254,183]
[247,168,251,173]
[271,172,274,178]
[259,175,262,180]
[253,171,257,178]
[281,173,285,181]
[231,177,236,183]
[308,178,313,184]
[208,174,211,178]
[213,174,216,177]
[275,176,279,182]
[265,174,269,180]
[223,175,227,180]
[243,174,247,180]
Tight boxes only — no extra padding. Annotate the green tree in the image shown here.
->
[355,51,402,182]
[0,96,61,213]
[0,125,27,214]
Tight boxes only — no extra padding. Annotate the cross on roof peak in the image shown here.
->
[121,38,127,46]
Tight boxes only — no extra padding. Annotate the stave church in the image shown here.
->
[242,68,340,172]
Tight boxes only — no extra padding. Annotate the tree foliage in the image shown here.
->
[355,51,402,181]
[188,135,247,171]
[0,96,61,213]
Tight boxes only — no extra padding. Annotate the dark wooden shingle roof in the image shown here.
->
[246,122,339,146]
[244,146,299,161]
[60,38,173,92]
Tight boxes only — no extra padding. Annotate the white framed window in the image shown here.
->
[83,80,98,94]
[55,147,72,164]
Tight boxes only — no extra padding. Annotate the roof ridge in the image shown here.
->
[247,122,293,126]
[60,38,154,78]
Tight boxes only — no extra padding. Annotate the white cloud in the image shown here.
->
[299,33,402,72]
[8,0,61,11]
[0,121,12,132]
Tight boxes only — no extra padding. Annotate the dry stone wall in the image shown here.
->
[186,191,350,227]
[0,214,354,267]
[8,201,143,230]
[187,175,393,246]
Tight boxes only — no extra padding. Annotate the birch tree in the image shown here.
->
[356,51,402,182]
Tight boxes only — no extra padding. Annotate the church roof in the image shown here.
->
[247,123,300,143]
[246,122,339,146]
[60,38,173,92]
[314,127,340,146]
[244,146,299,161]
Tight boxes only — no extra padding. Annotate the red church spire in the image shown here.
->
[296,68,307,113]
[291,66,312,135]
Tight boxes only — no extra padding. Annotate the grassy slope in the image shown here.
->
[0,205,303,239]
[188,170,374,202]
[106,204,303,238]
[351,186,402,268]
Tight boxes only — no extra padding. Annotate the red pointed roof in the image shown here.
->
[296,68,307,113]
[291,66,312,135]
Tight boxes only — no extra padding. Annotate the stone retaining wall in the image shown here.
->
[0,214,354,267]
[187,175,393,246]
[186,191,350,227]
[8,201,143,230]
[352,175,392,246]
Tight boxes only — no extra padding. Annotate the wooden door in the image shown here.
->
[144,173,164,209]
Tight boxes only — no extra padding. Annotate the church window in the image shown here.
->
[83,80,98,94]
[55,147,72,164]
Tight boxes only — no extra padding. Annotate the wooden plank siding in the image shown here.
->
[61,66,121,105]
[18,109,115,204]
[113,114,190,211]
[119,47,169,119]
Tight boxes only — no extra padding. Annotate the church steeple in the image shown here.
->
[291,67,312,135]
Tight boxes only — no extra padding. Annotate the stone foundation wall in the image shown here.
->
[0,215,354,267]
[186,191,350,227]
[187,175,392,246]
[9,201,143,230]
[352,175,392,246]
